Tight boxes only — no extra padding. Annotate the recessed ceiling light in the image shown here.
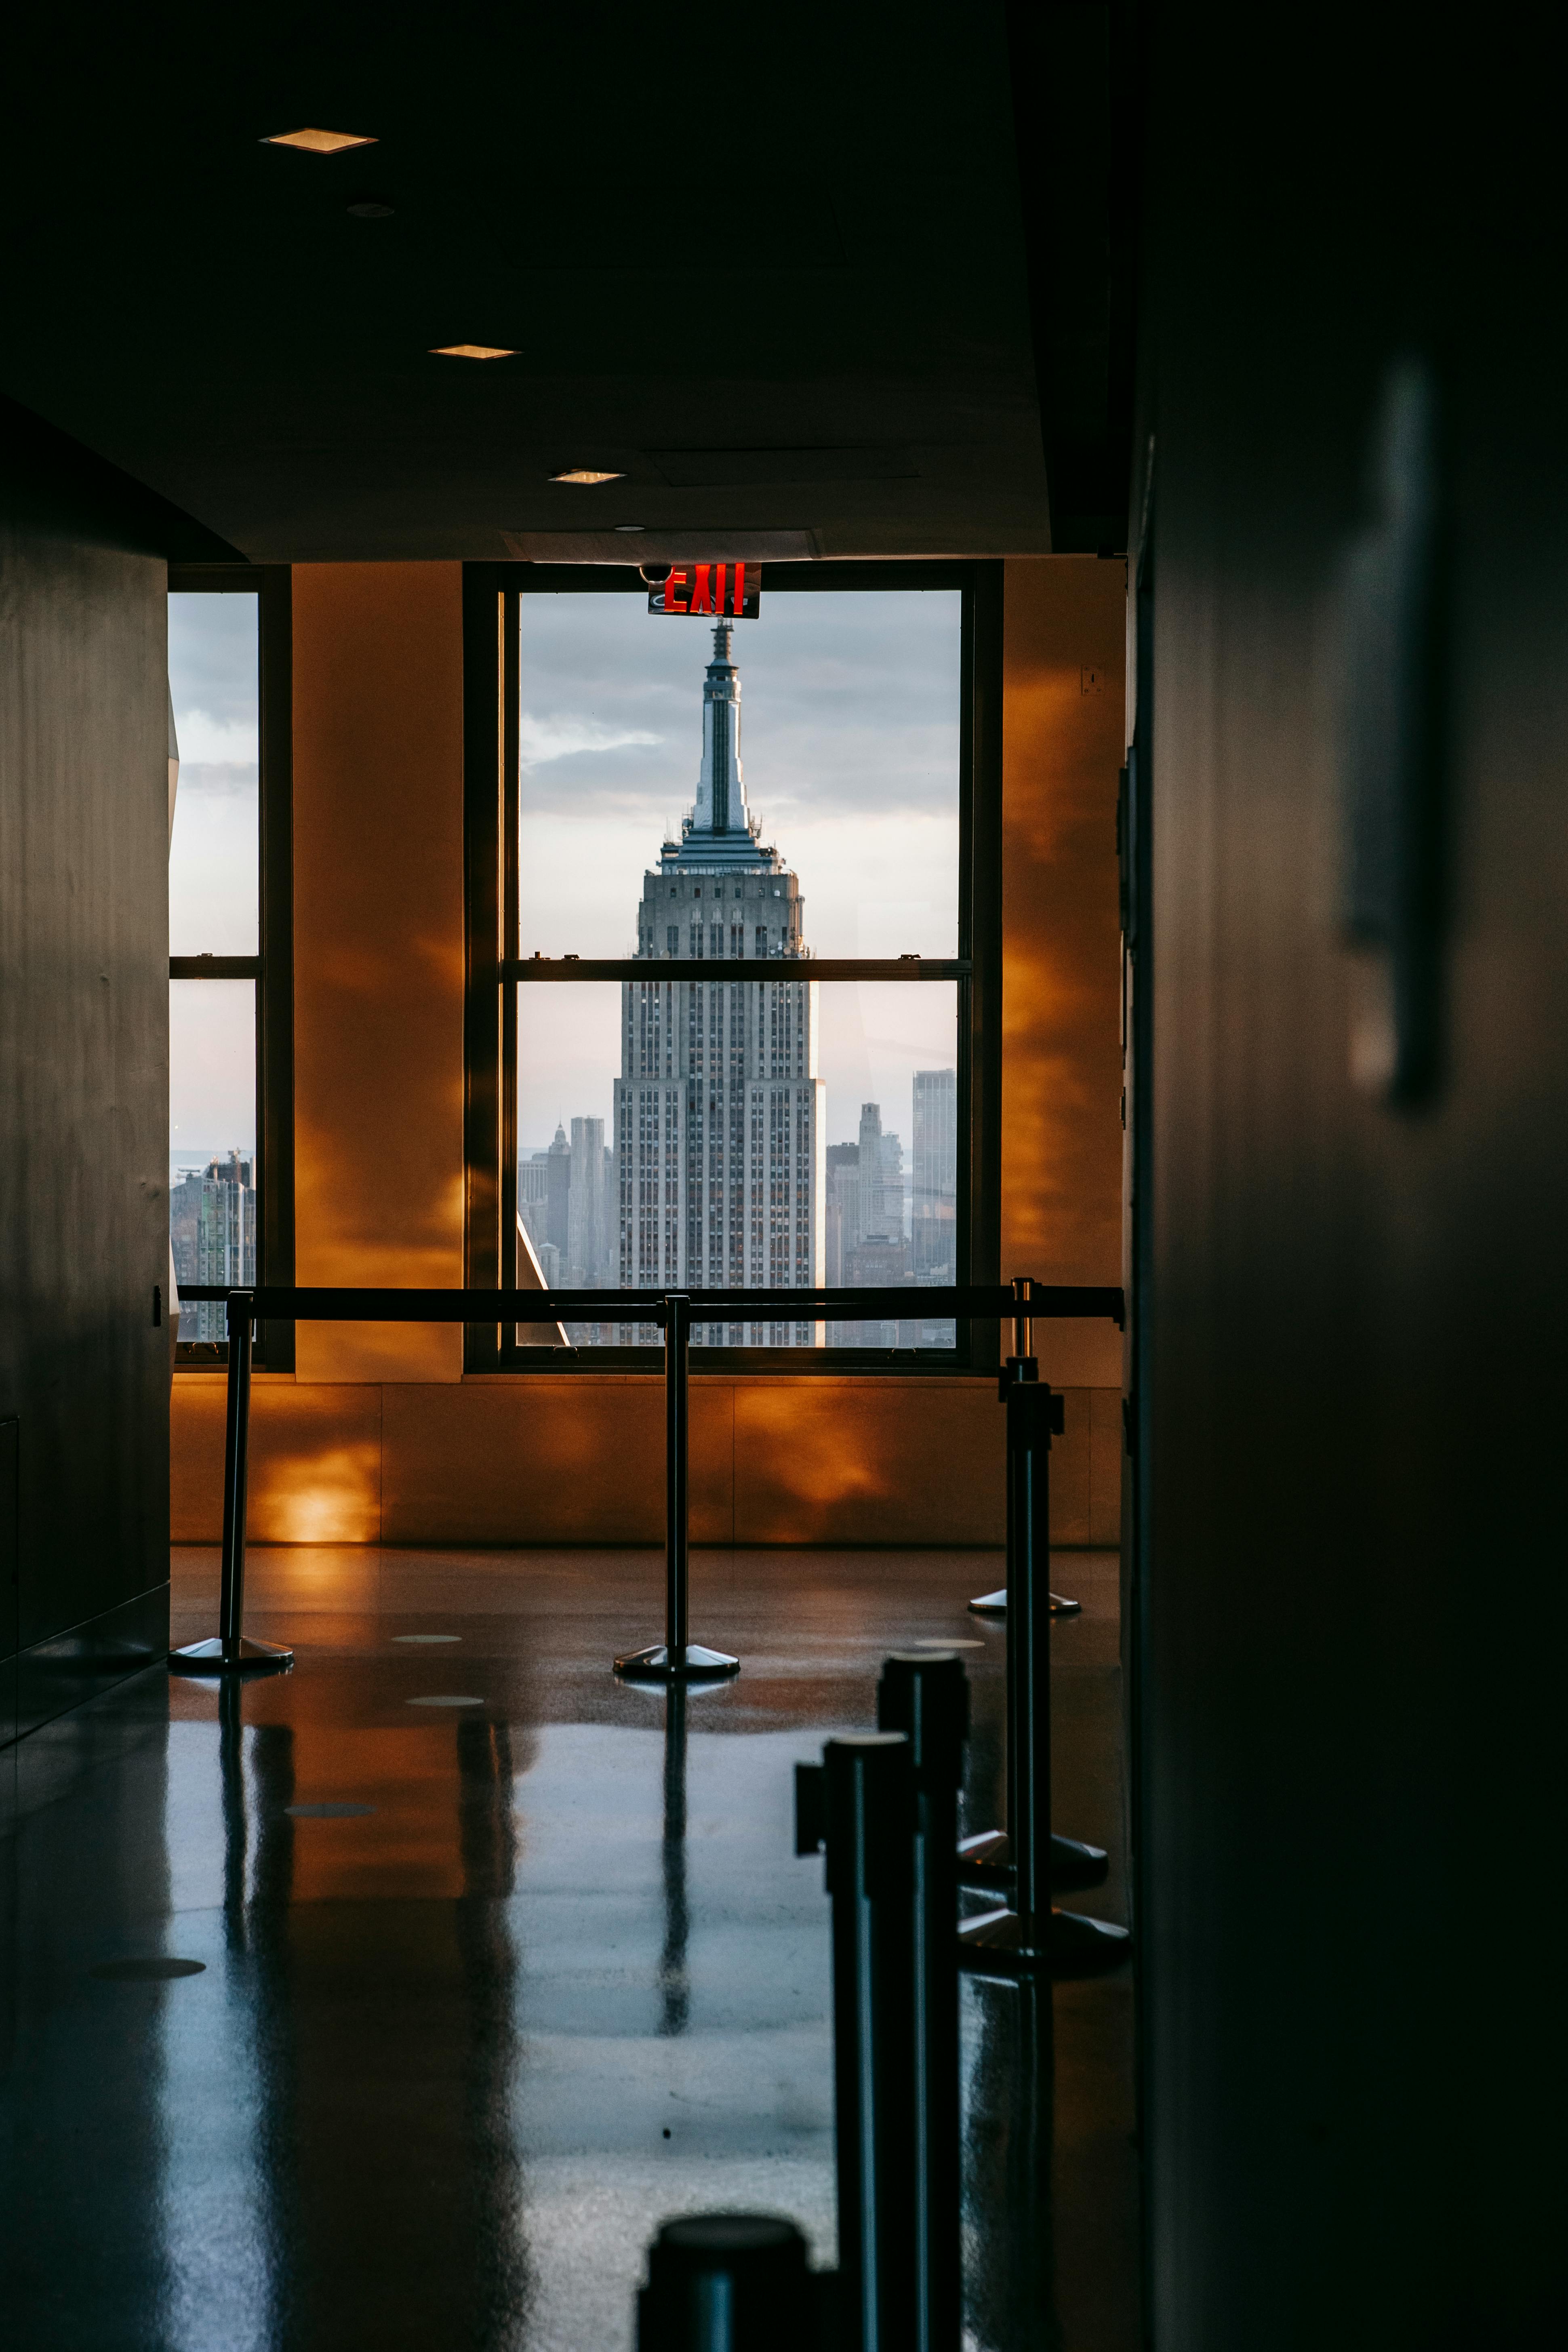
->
[615,524,646,533]
[550,468,624,484]
[431,344,516,360]
[262,128,377,154]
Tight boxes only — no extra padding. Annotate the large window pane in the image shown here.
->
[516,981,958,1350]
[168,592,259,956]
[170,980,256,1344]
[518,590,961,962]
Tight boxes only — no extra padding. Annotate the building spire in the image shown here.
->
[658,617,783,872]
[692,619,747,842]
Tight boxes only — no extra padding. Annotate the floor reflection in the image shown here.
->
[659,1684,689,2039]
[962,1973,1062,2352]
[0,1545,1134,2352]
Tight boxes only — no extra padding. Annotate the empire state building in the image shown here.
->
[615,623,825,1340]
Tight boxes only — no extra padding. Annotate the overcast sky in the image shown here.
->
[165,584,965,1169]
[168,592,259,1163]
[518,587,962,1153]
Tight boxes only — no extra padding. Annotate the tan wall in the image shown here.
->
[171,1374,1124,1548]
[1002,558,1127,1390]
[292,563,466,1383]
[173,558,1127,1547]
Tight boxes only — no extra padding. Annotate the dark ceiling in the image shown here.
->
[2,4,1134,564]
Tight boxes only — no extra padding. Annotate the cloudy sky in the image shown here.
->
[518,587,962,1154]
[165,583,966,1172]
[168,591,259,1166]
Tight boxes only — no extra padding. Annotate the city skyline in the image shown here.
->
[520,621,959,1347]
[516,590,961,1162]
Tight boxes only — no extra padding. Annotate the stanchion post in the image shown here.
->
[169,1291,293,1673]
[636,2213,832,2348]
[796,1733,919,2352]
[219,1288,253,1647]
[959,1375,1128,1977]
[615,1294,739,1682]
[960,1348,1107,1897]
[878,1652,967,2352]
[970,1276,1080,1620]
[667,1289,689,1659]
[1009,1378,1051,1944]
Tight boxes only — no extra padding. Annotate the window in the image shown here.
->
[167,567,293,1365]
[463,562,1000,1372]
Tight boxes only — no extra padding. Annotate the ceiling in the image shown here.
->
[2,4,1133,564]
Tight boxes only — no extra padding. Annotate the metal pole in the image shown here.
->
[667,1291,689,1661]
[878,1652,968,2352]
[797,1733,919,2352]
[219,1289,253,1649]
[1012,1270,1033,1366]
[1010,1381,1048,1941]
[170,1291,293,1672]
[615,1295,738,1681]
[972,1276,1078,1618]
[960,1380,1128,1976]
[960,1367,1107,1898]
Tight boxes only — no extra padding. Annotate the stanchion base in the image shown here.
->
[958,1828,1110,1893]
[614,1642,741,1682]
[169,1635,294,1674]
[958,1903,1130,1980]
[967,1587,1080,1617]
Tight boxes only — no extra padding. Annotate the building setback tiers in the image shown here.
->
[616,632,824,1338]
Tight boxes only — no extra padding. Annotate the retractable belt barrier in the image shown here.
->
[171,1278,1123,1681]
[171,1278,1132,2337]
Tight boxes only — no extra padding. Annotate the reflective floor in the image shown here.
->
[0,1546,1137,2351]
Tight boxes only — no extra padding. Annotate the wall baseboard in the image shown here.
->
[5,1583,169,1748]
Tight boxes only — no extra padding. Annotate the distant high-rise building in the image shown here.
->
[855,1102,905,1248]
[615,623,825,1342]
[826,1105,909,1343]
[170,1151,256,1343]
[518,1152,550,1258]
[545,1123,572,1257]
[825,1140,860,1284]
[912,1068,957,1278]
[567,1115,612,1286]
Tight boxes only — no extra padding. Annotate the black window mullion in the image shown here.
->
[462,571,506,1370]
[257,565,294,1372]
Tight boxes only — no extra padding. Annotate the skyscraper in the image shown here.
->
[615,623,825,1341]
[169,1152,257,1343]
[567,1114,612,1285]
[912,1068,957,1278]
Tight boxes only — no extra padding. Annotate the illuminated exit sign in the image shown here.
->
[648,562,760,619]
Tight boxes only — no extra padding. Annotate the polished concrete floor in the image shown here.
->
[0,1546,1137,2351]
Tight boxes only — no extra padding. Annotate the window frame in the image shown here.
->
[462,558,1001,1377]
[167,564,295,1371]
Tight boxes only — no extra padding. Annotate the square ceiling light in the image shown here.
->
[549,468,624,484]
[262,128,377,153]
[432,344,516,360]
